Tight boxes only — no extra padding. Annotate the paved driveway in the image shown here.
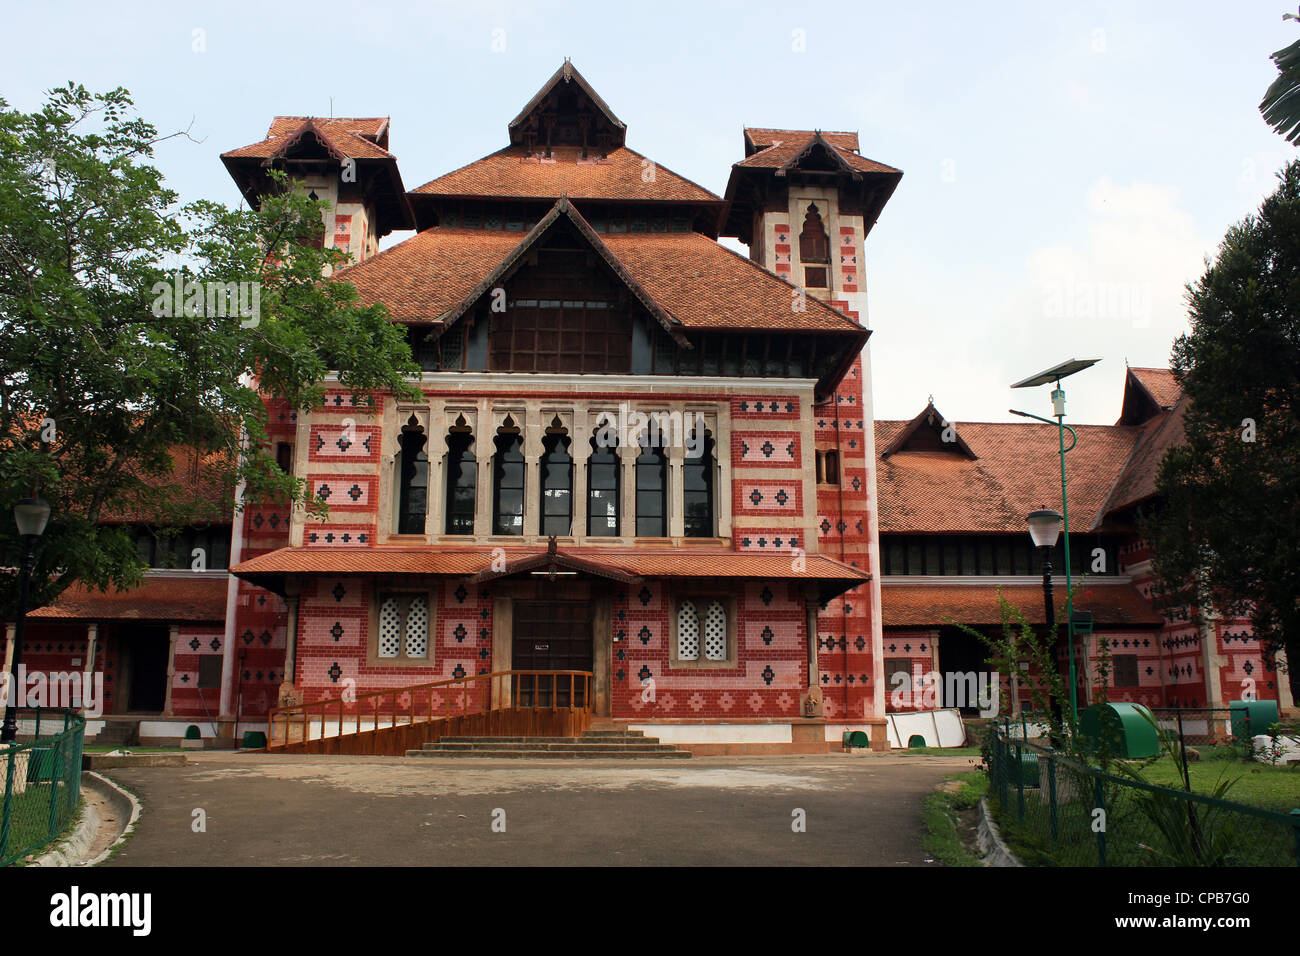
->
[101,752,975,866]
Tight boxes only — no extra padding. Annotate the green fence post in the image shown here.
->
[1291,809,1300,868]
[1047,753,1059,841]
[61,711,72,818]
[1014,742,1025,821]
[0,748,14,859]
[1094,777,1107,867]
[47,726,67,842]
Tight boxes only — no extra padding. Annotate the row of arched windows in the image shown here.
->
[395,417,715,539]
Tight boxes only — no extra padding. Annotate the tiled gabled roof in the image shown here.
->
[1129,367,1181,411]
[881,580,1163,627]
[736,132,899,175]
[267,116,388,141]
[337,202,866,335]
[1094,393,1189,525]
[744,127,860,153]
[30,575,229,622]
[232,546,868,601]
[221,118,395,162]
[875,420,1143,533]
[409,145,721,204]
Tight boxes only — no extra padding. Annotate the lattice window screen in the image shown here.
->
[405,595,429,659]
[677,600,700,660]
[378,596,402,658]
[703,600,727,661]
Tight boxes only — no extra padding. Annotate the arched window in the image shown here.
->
[635,437,667,537]
[444,422,476,535]
[799,203,830,262]
[539,422,573,536]
[683,428,714,538]
[493,420,525,535]
[799,202,830,288]
[587,435,620,536]
[396,418,429,534]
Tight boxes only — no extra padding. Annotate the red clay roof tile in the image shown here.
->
[881,580,1163,627]
[875,419,1143,533]
[410,145,721,203]
[30,575,229,622]
[745,128,860,153]
[338,219,864,334]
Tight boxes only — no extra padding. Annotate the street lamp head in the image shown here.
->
[1026,509,1063,549]
[13,497,51,537]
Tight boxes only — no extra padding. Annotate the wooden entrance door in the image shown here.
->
[511,600,592,707]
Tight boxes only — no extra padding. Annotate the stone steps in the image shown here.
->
[407,728,691,759]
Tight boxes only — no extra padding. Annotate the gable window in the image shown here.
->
[539,422,573,536]
[587,436,620,536]
[493,420,525,535]
[683,429,714,538]
[445,424,476,535]
[396,417,429,534]
[634,438,667,537]
[375,592,431,662]
[673,596,735,665]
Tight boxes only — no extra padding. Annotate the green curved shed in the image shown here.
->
[1230,699,1279,739]
[1078,702,1160,758]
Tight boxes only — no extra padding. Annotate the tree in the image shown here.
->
[1143,160,1300,687]
[0,84,420,619]
[1260,9,1300,143]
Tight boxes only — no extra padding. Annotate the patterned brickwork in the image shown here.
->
[611,581,807,719]
[171,624,227,718]
[294,578,492,707]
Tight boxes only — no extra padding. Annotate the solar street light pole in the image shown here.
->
[1012,359,1099,729]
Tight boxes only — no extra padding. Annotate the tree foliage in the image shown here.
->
[0,84,419,618]
[1260,12,1300,144]
[1143,160,1300,679]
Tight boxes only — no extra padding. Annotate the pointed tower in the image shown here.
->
[221,117,415,266]
[722,130,902,723]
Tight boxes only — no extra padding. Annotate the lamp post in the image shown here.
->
[1027,509,1066,725]
[1,497,51,744]
[1012,358,1099,728]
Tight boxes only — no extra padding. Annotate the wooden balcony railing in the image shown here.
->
[266,669,594,756]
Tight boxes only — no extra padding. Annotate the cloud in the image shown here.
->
[870,178,1211,425]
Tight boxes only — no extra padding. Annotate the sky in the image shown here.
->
[2,0,1296,425]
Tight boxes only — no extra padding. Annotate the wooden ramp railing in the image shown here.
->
[266,670,594,756]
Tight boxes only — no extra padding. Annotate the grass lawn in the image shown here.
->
[1,783,82,865]
[990,745,1300,867]
[1132,748,1300,813]
[922,771,988,866]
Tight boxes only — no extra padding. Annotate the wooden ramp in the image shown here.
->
[267,670,593,756]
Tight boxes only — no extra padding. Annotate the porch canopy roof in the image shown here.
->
[231,544,869,602]
[27,575,229,623]
[880,580,1164,629]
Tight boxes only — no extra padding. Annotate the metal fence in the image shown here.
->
[0,710,86,866]
[1150,707,1236,747]
[986,727,1300,866]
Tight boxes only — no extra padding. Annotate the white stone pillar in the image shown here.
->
[163,624,179,717]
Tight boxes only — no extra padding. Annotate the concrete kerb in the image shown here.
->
[25,771,141,867]
[976,796,1023,867]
